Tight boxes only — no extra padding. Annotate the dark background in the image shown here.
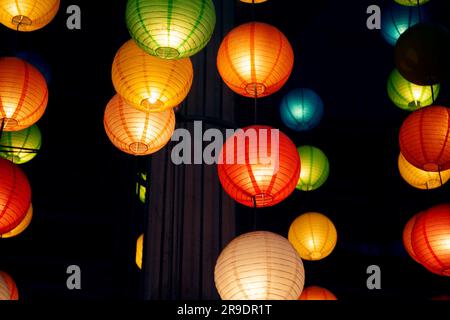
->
[0,0,449,300]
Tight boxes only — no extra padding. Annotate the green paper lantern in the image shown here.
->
[136,172,147,204]
[387,69,439,111]
[0,125,41,164]
[296,146,330,191]
[126,0,216,59]
[394,0,429,6]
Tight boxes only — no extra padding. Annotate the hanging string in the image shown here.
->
[0,118,5,141]
[431,83,435,103]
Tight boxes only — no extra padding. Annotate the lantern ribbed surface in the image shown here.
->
[394,0,429,6]
[0,158,31,234]
[0,271,18,300]
[104,95,175,156]
[0,204,32,238]
[399,106,450,172]
[0,0,59,32]
[296,146,330,191]
[126,0,216,59]
[398,153,450,190]
[217,22,294,98]
[403,213,421,264]
[214,231,305,300]
[0,125,41,164]
[387,69,439,111]
[217,126,300,208]
[381,3,422,46]
[288,212,337,261]
[411,204,450,276]
[299,286,337,300]
[112,40,193,112]
[136,234,143,269]
[0,57,48,132]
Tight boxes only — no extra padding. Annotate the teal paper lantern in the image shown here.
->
[280,88,324,132]
[296,146,330,191]
[126,0,216,59]
[381,3,423,46]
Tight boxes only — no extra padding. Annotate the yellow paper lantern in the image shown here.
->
[0,204,32,238]
[112,40,193,113]
[288,212,337,261]
[136,234,143,269]
[215,231,305,300]
[0,0,60,31]
[398,153,450,190]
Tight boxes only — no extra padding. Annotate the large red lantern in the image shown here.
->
[0,158,31,234]
[411,204,450,276]
[399,106,450,172]
[217,126,300,208]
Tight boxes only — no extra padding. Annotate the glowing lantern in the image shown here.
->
[0,271,18,300]
[0,57,48,132]
[403,213,421,264]
[387,69,439,111]
[136,234,143,269]
[411,204,450,276]
[399,106,450,172]
[214,231,305,300]
[394,0,429,6]
[280,88,324,131]
[112,40,193,113]
[0,204,32,238]
[0,158,31,234]
[381,3,422,46]
[299,286,337,300]
[296,146,330,191]
[288,212,337,261]
[0,125,42,164]
[217,22,294,98]
[398,153,450,190]
[104,95,175,156]
[126,0,216,59]
[0,0,59,32]
[217,126,300,208]
[240,0,267,3]
[136,173,147,204]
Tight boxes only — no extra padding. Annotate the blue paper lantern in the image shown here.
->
[280,88,324,132]
[381,3,425,46]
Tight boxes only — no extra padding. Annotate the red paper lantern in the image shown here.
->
[411,204,450,276]
[217,125,300,208]
[0,271,18,300]
[403,213,421,264]
[399,106,450,172]
[299,286,337,300]
[0,158,31,234]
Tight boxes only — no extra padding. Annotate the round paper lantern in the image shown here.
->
[0,57,48,132]
[217,22,294,98]
[394,0,429,6]
[126,0,216,60]
[403,213,421,264]
[381,3,422,46]
[217,125,300,208]
[0,204,32,238]
[296,146,330,191]
[288,212,337,261]
[399,106,450,172]
[0,158,31,234]
[214,231,305,300]
[0,125,42,164]
[387,69,439,111]
[411,204,450,276]
[112,40,193,113]
[280,88,324,131]
[0,271,18,300]
[136,234,143,269]
[299,286,337,300]
[0,0,59,32]
[104,95,175,156]
[395,23,450,85]
[398,153,450,190]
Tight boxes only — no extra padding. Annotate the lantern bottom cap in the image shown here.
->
[129,142,149,154]
[245,82,266,97]
[12,15,32,26]
[253,193,274,207]
[155,47,180,59]
[0,118,19,130]
[141,98,164,111]
[408,100,421,109]
[423,163,441,172]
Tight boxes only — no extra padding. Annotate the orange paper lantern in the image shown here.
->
[411,204,450,276]
[399,106,450,172]
[112,40,193,113]
[0,57,48,131]
[0,204,32,238]
[299,286,337,300]
[217,125,300,208]
[403,213,421,264]
[217,22,294,98]
[0,271,18,300]
[0,158,31,234]
[104,95,175,156]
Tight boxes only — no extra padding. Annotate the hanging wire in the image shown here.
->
[417,0,423,23]
[0,119,5,141]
